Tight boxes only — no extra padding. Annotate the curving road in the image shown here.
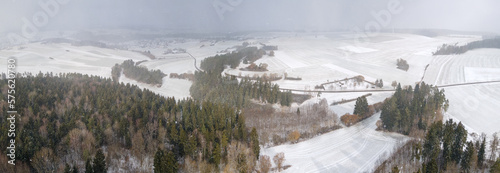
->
[186,52,203,72]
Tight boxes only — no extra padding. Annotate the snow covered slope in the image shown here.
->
[261,113,408,173]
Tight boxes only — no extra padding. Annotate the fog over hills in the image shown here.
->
[1,1,500,173]
[1,0,500,34]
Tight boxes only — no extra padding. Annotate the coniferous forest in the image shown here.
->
[192,47,338,148]
[192,48,292,108]
[379,82,449,136]
[112,59,166,86]
[375,82,500,172]
[200,47,266,74]
[432,37,500,55]
[376,119,500,173]
[0,73,257,172]
[190,71,292,109]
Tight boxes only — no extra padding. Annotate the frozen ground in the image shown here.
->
[0,42,194,99]
[0,43,150,77]
[443,83,500,136]
[422,49,500,136]
[261,113,408,173]
[1,32,499,172]
[119,75,191,100]
[225,33,480,91]
[257,33,498,173]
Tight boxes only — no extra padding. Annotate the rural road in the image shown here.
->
[186,52,203,72]
[280,80,500,93]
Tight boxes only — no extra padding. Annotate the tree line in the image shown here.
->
[112,59,166,86]
[380,82,449,136]
[375,120,500,173]
[433,37,500,55]
[190,71,292,109]
[200,47,266,74]
[192,49,293,108]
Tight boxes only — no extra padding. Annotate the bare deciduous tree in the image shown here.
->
[273,152,285,172]
[32,147,58,173]
[491,133,499,161]
[259,155,272,173]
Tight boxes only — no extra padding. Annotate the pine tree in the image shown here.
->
[165,150,178,173]
[154,149,165,173]
[423,122,441,161]
[425,159,438,173]
[461,141,474,172]
[237,152,248,173]
[354,96,369,118]
[93,149,107,173]
[442,119,455,167]
[478,136,486,168]
[85,158,93,173]
[212,141,222,166]
[250,127,260,160]
[491,159,500,173]
[452,123,467,164]
[72,165,78,173]
[391,166,400,173]
[64,163,71,173]
[154,148,177,173]
[169,122,178,144]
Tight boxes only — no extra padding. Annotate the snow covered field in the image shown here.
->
[1,32,499,172]
[0,41,204,99]
[261,113,408,173]
[256,33,498,173]
[422,49,500,136]
[0,43,150,77]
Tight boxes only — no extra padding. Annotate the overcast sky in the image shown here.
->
[1,0,499,34]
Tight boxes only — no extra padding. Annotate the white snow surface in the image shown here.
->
[337,46,378,53]
[422,48,500,136]
[2,32,500,172]
[261,113,408,173]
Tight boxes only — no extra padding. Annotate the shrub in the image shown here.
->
[340,114,361,127]
[273,152,285,172]
[396,58,409,71]
[287,131,300,143]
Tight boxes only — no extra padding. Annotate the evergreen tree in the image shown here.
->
[72,165,78,173]
[491,159,500,173]
[391,166,400,173]
[154,148,178,173]
[64,163,71,173]
[93,149,107,173]
[423,122,442,161]
[154,149,165,173]
[354,96,369,118]
[85,158,93,173]
[237,152,248,173]
[212,142,222,166]
[461,141,474,172]
[165,150,178,173]
[452,123,467,164]
[250,127,260,160]
[425,158,438,173]
[478,136,486,168]
[442,119,456,168]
